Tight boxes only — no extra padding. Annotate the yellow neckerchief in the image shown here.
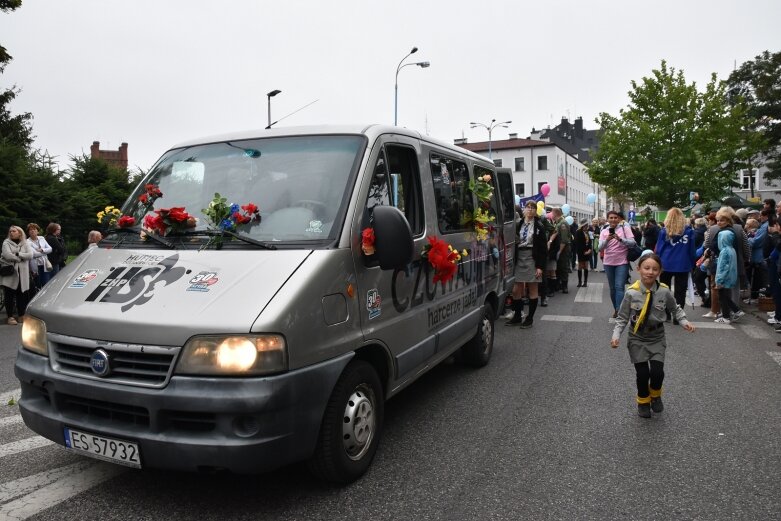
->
[629,280,669,334]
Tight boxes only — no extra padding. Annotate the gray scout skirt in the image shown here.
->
[627,327,666,363]
[516,248,538,283]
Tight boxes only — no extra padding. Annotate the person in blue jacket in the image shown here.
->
[714,229,741,323]
[655,208,696,324]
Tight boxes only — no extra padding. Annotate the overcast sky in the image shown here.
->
[2,0,779,172]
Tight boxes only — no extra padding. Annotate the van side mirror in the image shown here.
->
[371,206,414,270]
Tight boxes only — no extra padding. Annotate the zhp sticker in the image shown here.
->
[306,220,323,234]
[69,270,100,288]
[367,289,381,320]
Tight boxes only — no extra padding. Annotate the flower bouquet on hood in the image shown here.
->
[421,236,468,286]
[143,207,197,236]
[202,193,261,232]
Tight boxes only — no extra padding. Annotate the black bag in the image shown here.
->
[0,263,14,277]
[627,243,644,262]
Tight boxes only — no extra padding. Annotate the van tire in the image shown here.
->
[308,360,384,484]
[459,304,494,367]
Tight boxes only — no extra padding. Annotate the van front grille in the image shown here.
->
[49,333,179,388]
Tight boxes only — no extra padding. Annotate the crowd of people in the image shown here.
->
[506,199,781,332]
[1,224,103,325]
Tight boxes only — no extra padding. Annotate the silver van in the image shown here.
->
[15,125,515,483]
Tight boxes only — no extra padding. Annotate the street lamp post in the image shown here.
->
[469,119,512,159]
[266,89,281,129]
[394,47,430,126]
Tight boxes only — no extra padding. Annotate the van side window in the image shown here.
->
[495,170,516,223]
[431,153,473,234]
[365,145,423,235]
[474,165,500,230]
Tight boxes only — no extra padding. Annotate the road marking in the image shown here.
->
[0,460,95,503]
[686,321,734,329]
[740,324,771,339]
[0,436,55,459]
[0,415,24,427]
[574,282,604,303]
[768,352,781,367]
[540,315,593,323]
[0,388,21,405]
[0,461,125,520]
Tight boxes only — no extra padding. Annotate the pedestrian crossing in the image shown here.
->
[0,399,127,519]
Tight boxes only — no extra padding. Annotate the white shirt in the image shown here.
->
[27,236,53,269]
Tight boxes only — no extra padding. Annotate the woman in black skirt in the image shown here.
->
[506,200,548,328]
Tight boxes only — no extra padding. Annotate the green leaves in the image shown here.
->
[591,60,752,209]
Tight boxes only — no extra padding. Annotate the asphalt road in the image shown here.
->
[1,271,780,520]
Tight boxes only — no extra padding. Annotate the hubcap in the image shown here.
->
[342,385,375,460]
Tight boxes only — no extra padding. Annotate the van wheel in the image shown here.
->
[459,304,494,367]
[308,360,384,484]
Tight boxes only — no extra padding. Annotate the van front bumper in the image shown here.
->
[14,347,353,473]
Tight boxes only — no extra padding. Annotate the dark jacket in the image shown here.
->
[518,217,548,270]
[574,227,592,260]
[46,234,66,267]
[643,223,660,250]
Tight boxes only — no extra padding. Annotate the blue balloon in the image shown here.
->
[565,215,574,225]
[514,194,521,206]
[562,204,571,216]
[586,193,596,205]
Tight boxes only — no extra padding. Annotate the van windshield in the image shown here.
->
[123,135,365,244]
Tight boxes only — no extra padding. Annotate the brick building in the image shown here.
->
[90,141,128,170]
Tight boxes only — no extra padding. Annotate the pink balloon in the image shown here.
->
[540,183,551,197]
[546,212,553,220]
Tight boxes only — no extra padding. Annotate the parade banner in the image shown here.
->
[518,193,545,208]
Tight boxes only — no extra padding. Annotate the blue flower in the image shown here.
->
[219,218,235,231]
[230,203,240,214]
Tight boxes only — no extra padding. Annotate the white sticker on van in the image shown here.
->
[69,270,100,288]
[306,220,323,234]
[187,272,219,292]
[366,289,381,319]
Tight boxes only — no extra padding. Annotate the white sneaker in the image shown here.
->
[742,298,753,304]
[768,317,781,325]
[702,311,719,318]
[714,317,731,324]
[732,310,745,320]
[768,311,776,317]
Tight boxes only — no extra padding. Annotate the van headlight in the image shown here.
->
[21,316,48,356]
[176,335,287,375]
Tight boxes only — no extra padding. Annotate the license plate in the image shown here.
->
[64,427,142,468]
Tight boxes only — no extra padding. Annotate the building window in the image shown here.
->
[515,183,525,196]
[514,157,525,171]
[741,169,756,190]
[537,181,546,194]
[537,155,548,170]
[493,159,503,167]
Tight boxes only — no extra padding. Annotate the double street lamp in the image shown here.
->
[394,46,430,126]
[470,119,512,159]
[266,89,281,129]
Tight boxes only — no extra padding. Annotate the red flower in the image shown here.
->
[241,203,258,215]
[423,236,459,285]
[144,184,162,197]
[118,216,136,228]
[138,193,149,204]
[143,214,166,234]
[361,227,376,255]
[168,207,190,223]
[233,212,251,225]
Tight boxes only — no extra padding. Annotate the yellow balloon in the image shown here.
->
[536,201,545,209]
[536,206,544,216]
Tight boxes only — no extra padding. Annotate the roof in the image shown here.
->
[457,138,553,153]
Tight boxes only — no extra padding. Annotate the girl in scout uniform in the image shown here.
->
[611,252,696,418]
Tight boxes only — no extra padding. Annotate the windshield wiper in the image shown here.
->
[181,229,277,250]
[108,227,176,249]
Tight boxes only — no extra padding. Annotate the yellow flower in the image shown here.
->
[96,211,105,222]
[461,249,468,257]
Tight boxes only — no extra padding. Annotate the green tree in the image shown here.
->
[589,61,750,209]
[727,50,781,183]
[59,155,134,250]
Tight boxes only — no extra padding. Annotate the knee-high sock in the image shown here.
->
[526,298,538,319]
